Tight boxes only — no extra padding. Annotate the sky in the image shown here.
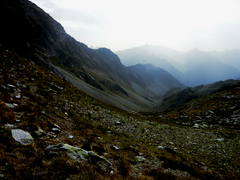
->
[30,0,240,52]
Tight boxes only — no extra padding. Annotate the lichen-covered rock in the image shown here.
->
[33,127,46,137]
[45,143,112,172]
[11,129,34,145]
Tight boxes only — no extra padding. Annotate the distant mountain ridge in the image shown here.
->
[127,64,185,97]
[0,0,185,111]
[116,45,240,87]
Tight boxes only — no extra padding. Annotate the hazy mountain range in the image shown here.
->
[116,45,240,87]
[0,0,185,111]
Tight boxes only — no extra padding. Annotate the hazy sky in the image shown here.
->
[30,0,240,52]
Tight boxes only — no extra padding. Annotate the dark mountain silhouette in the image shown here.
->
[155,79,240,112]
[0,0,185,111]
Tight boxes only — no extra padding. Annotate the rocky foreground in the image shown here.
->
[0,46,239,179]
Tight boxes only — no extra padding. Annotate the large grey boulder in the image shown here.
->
[45,143,112,172]
[11,129,34,145]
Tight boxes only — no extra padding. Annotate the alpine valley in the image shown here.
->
[0,0,240,179]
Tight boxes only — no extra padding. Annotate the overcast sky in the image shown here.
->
[30,0,240,52]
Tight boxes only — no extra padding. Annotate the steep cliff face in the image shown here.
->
[0,0,185,110]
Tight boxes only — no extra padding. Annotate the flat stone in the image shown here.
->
[112,145,120,150]
[6,84,16,88]
[5,103,15,108]
[11,129,34,145]
[53,124,61,129]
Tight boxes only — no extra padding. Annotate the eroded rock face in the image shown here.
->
[11,129,34,145]
[45,143,112,172]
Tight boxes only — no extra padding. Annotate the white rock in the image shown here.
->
[4,124,15,129]
[11,129,34,145]
[5,103,15,108]
[193,123,199,128]
[136,156,146,162]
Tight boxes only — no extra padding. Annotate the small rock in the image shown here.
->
[193,123,199,128]
[47,132,57,138]
[53,124,61,130]
[215,138,224,142]
[4,124,15,129]
[69,135,74,139]
[112,145,120,151]
[51,128,61,134]
[157,146,164,149]
[136,156,146,162]
[115,121,121,125]
[6,84,16,88]
[14,119,21,123]
[5,103,15,108]
[209,110,214,114]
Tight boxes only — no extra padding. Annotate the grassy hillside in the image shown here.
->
[0,46,240,179]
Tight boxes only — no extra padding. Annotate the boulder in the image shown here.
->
[45,143,112,172]
[11,129,34,145]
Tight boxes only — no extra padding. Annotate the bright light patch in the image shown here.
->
[31,0,240,51]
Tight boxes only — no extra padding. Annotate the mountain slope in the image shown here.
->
[210,49,240,71]
[128,64,185,96]
[0,0,185,111]
[182,49,240,86]
[155,79,240,112]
